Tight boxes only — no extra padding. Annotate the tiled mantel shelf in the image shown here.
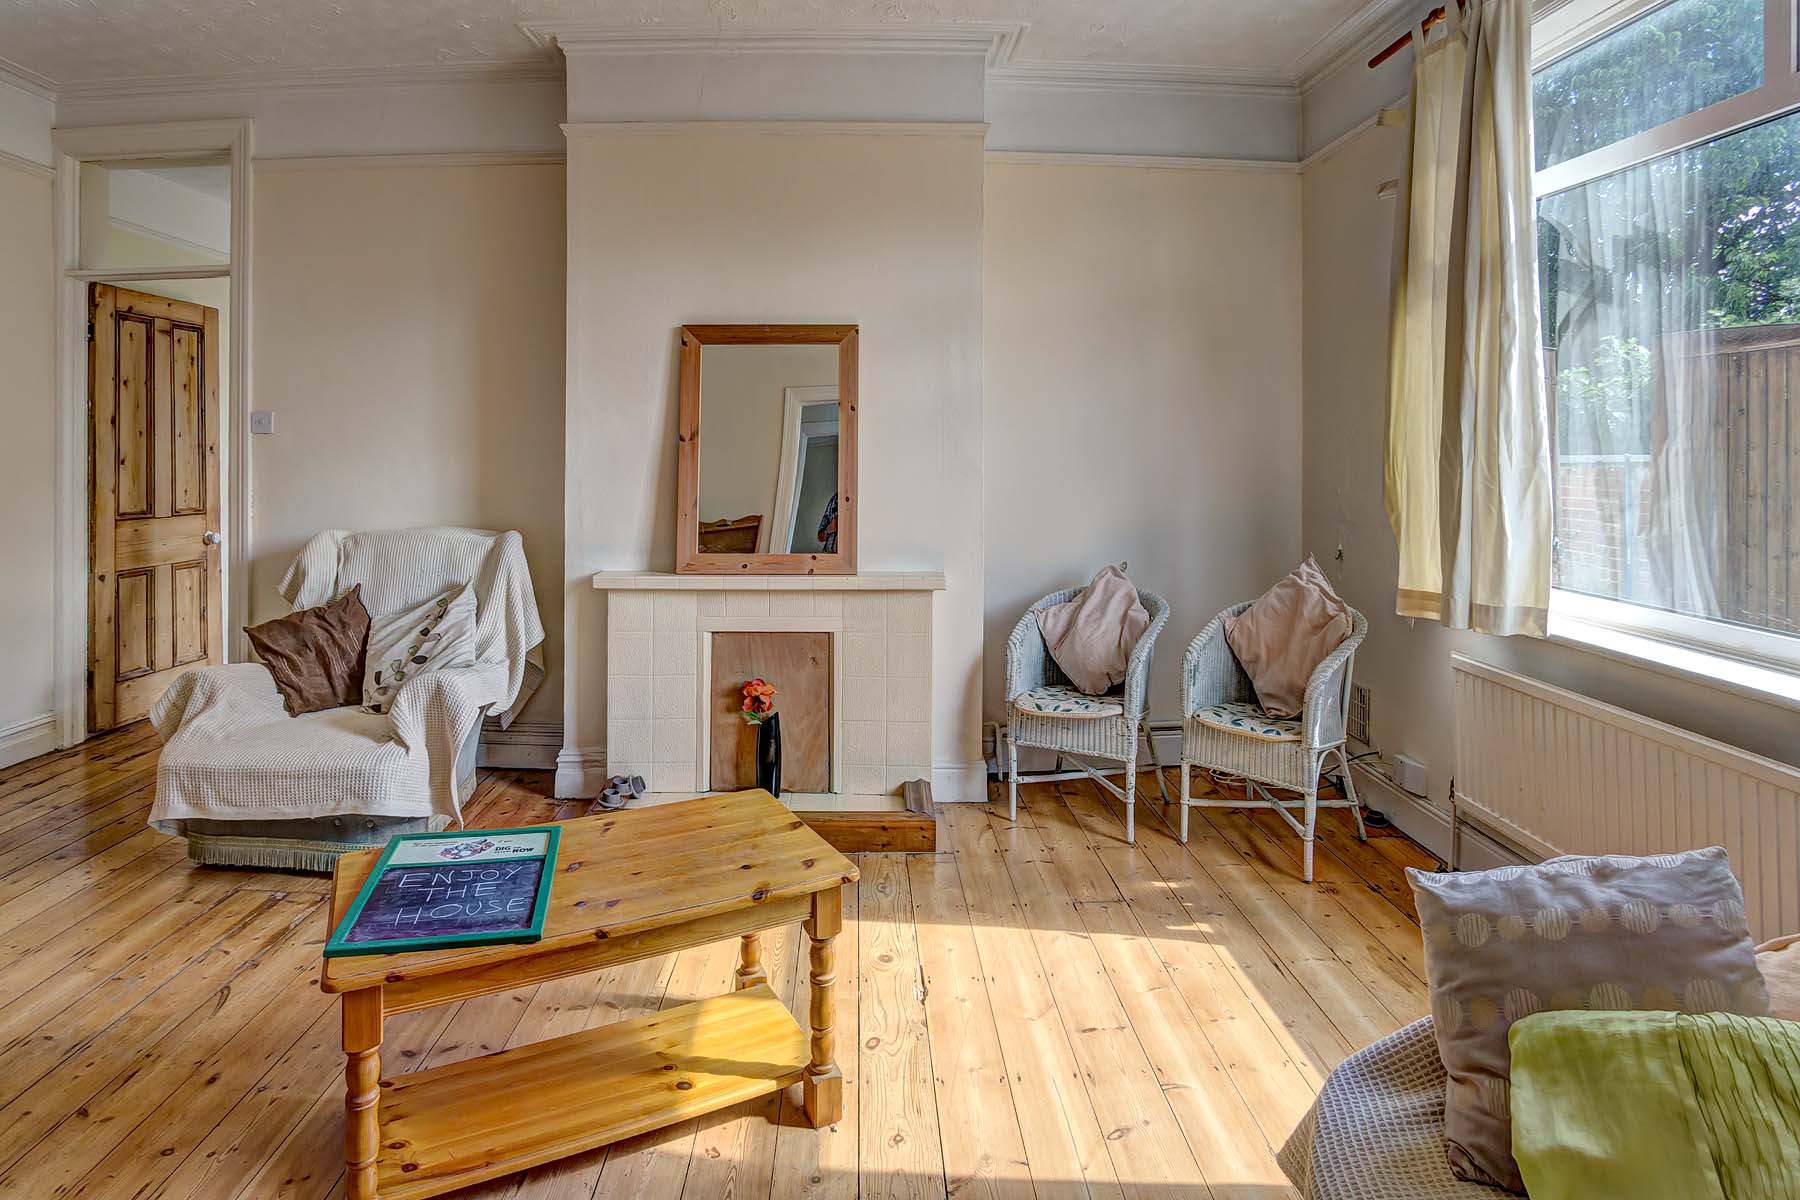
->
[593,571,946,591]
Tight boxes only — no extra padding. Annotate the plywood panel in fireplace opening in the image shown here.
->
[709,631,831,792]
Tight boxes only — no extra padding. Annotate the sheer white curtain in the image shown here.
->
[1386,0,1553,636]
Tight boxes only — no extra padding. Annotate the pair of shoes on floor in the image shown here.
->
[593,774,646,811]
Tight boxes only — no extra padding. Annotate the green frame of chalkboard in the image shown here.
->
[323,825,562,958]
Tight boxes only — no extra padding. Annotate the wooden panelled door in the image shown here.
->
[88,284,223,732]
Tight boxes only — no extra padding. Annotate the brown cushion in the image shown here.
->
[1034,565,1149,696]
[1223,557,1351,718]
[1408,848,1770,1192]
[244,584,372,716]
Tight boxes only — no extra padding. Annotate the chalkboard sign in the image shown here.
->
[324,826,560,958]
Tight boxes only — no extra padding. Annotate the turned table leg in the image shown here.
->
[343,987,384,1200]
[736,931,768,989]
[802,887,844,1126]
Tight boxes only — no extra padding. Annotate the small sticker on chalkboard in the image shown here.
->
[324,826,560,958]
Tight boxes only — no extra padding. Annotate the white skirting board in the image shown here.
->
[1349,759,1520,873]
[554,745,609,799]
[0,712,59,771]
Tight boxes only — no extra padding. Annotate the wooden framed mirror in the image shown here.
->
[677,324,858,574]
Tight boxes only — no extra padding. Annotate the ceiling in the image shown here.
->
[0,0,1379,87]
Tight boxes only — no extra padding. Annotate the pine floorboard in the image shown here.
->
[0,722,1436,1198]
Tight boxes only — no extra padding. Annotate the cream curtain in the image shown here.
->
[1385,0,1552,637]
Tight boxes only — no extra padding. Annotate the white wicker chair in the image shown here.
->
[1003,587,1171,844]
[1178,603,1367,881]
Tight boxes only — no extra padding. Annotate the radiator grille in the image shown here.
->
[1452,654,1800,942]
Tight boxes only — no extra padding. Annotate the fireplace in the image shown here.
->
[593,571,944,802]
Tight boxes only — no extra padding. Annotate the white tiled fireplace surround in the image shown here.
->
[593,572,947,801]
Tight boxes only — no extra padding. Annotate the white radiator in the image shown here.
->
[1451,653,1800,942]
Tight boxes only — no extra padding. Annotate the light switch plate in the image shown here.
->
[249,410,275,435]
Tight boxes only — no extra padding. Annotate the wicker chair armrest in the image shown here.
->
[1183,602,1254,717]
[1302,608,1367,750]
[1004,587,1080,702]
[1119,592,1169,722]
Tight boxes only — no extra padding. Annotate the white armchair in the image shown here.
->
[1003,587,1171,843]
[149,527,544,871]
[1178,603,1367,881]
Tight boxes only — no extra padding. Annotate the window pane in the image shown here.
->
[78,161,231,270]
[1533,0,1763,171]
[1539,110,1800,638]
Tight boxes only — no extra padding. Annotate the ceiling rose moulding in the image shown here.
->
[54,59,563,106]
[520,21,1030,67]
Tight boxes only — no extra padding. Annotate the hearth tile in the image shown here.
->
[845,632,885,677]
[607,677,652,721]
[844,765,886,796]
[886,764,927,792]
[653,593,698,631]
[885,676,930,719]
[841,676,886,723]
[652,631,698,676]
[608,631,653,676]
[842,594,885,633]
[842,720,885,767]
[886,593,930,633]
[886,633,930,677]
[609,719,652,765]
[609,591,654,632]
[653,675,695,719]
[697,592,727,617]
[811,592,843,617]
[656,762,697,792]
[724,591,771,616]
[653,718,697,765]
[768,591,813,616]
[885,722,930,767]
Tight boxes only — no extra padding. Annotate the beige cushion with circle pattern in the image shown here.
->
[1407,847,1769,1193]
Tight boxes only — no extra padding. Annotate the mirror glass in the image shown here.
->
[697,343,842,556]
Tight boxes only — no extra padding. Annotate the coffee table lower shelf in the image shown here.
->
[372,983,809,1200]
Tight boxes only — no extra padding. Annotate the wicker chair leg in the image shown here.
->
[1006,730,1019,822]
[1302,788,1318,883]
[1178,760,1191,844]
[1124,755,1137,845]
[1338,748,1368,841]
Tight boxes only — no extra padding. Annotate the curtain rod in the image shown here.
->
[1368,1,1465,69]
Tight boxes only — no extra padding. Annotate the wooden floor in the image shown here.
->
[0,722,1438,1200]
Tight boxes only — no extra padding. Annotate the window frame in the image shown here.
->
[1535,0,1800,679]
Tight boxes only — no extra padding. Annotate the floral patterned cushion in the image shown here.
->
[1192,700,1302,742]
[1011,684,1123,720]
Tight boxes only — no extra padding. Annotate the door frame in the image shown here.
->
[51,119,253,746]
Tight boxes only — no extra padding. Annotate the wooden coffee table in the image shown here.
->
[321,790,859,1200]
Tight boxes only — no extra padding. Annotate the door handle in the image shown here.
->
[203,530,222,546]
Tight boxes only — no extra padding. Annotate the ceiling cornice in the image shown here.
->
[55,59,561,106]
[0,55,58,102]
[521,21,1029,67]
[1288,0,1419,93]
[987,62,1295,100]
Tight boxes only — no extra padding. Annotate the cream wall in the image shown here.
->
[1300,125,1800,855]
[984,161,1306,723]
[252,163,566,723]
[563,128,986,800]
[0,161,56,764]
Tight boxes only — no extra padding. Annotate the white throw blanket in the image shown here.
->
[150,527,544,829]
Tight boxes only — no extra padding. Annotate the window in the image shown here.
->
[1534,0,1800,677]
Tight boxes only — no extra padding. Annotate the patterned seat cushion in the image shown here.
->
[1192,700,1303,742]
[1011,684,1123,720]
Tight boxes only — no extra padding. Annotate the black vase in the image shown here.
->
[755,713,782,798]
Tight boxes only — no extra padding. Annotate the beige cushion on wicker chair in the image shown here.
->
[1224,556,1352,718]
[1035,564,1149,695]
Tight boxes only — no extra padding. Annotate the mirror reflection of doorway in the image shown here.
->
[772,387,840,555]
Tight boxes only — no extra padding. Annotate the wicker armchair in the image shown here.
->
[1179,603,1367,881]
[1003,587,1171,843]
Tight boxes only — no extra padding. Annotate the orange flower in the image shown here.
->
[741,678,777,721]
